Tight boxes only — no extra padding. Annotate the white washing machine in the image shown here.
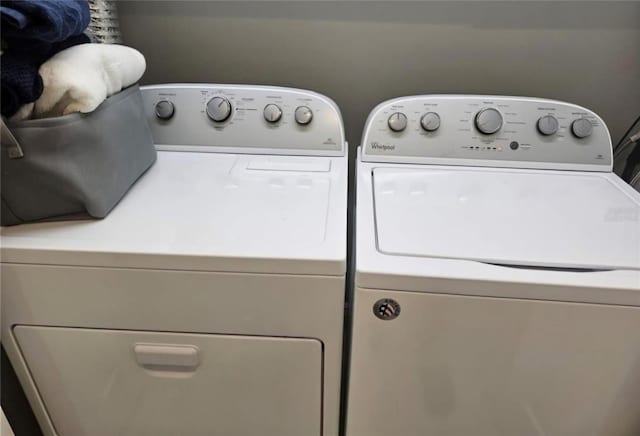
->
[346,95,640,436]
[1,84,347,436]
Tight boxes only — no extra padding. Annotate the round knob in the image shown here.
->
[388,112,408,132]
[475,108,503,135]
[537,115,559,136]
[294,106,313,125]
[420,112,440,132]
[263,104,282,123]
[155,100,175,120]
[206,96,232,122]
[571,118,593,138]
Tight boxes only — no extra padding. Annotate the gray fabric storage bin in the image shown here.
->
[1,85,156,226]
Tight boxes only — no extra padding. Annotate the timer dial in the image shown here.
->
[475,108,503,135]
[206,96,232,122]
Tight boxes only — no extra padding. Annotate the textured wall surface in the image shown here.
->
[118,1,640,153]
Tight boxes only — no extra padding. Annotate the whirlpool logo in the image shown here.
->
[373,298,401,320]
[370,142,396,152]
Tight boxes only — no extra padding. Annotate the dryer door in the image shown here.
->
[14,326,322,436]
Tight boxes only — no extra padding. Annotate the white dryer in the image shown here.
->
[1,84,348,436]
[346,95,640,436]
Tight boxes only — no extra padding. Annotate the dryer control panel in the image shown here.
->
[141,84,345,156]
[361,95,612,171]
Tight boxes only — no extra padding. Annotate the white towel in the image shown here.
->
[12,43,145,121]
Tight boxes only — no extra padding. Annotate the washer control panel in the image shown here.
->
[362,95,612,170]
[141,84,345,156]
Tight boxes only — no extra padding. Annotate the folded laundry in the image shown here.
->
[1,0,89,44]
[1,34,90,118]
[19,43,147,119]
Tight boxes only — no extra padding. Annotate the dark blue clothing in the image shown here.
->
[1,51,44,117]
[1,0,89,44]
[1,1,90,117]
[1,35,89,117]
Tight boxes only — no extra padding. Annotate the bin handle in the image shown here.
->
[134,343,200,370]
[1,118,24,159]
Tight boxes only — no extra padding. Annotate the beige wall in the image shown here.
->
[118,1,640,155]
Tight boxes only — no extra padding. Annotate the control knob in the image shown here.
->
[420,112,440,132]
[537,115,559,136]
[571,118,593,138]
[475,108,503,135]
[295,106,313,125]
[155,100,175,120]
[388,112,408,132]
[206,96,232,122]
[263,104,282,123]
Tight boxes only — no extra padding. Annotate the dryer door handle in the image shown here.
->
[134,343,200,370]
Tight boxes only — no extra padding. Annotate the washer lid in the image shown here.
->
[373,168,640,271]
[1,152,347,275]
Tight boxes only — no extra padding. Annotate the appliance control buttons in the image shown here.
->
[475,108,503,135]
[388,112,408,132]
[206,96,232,122]
[154,100,175,120]
[263,104,282,123]
[295,106,313,125]
[537,115,559,136]
[420,112,440,132]
[571,118,593,138]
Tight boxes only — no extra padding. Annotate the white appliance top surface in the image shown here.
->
[373,167,640,271]
[1,151,347,275]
